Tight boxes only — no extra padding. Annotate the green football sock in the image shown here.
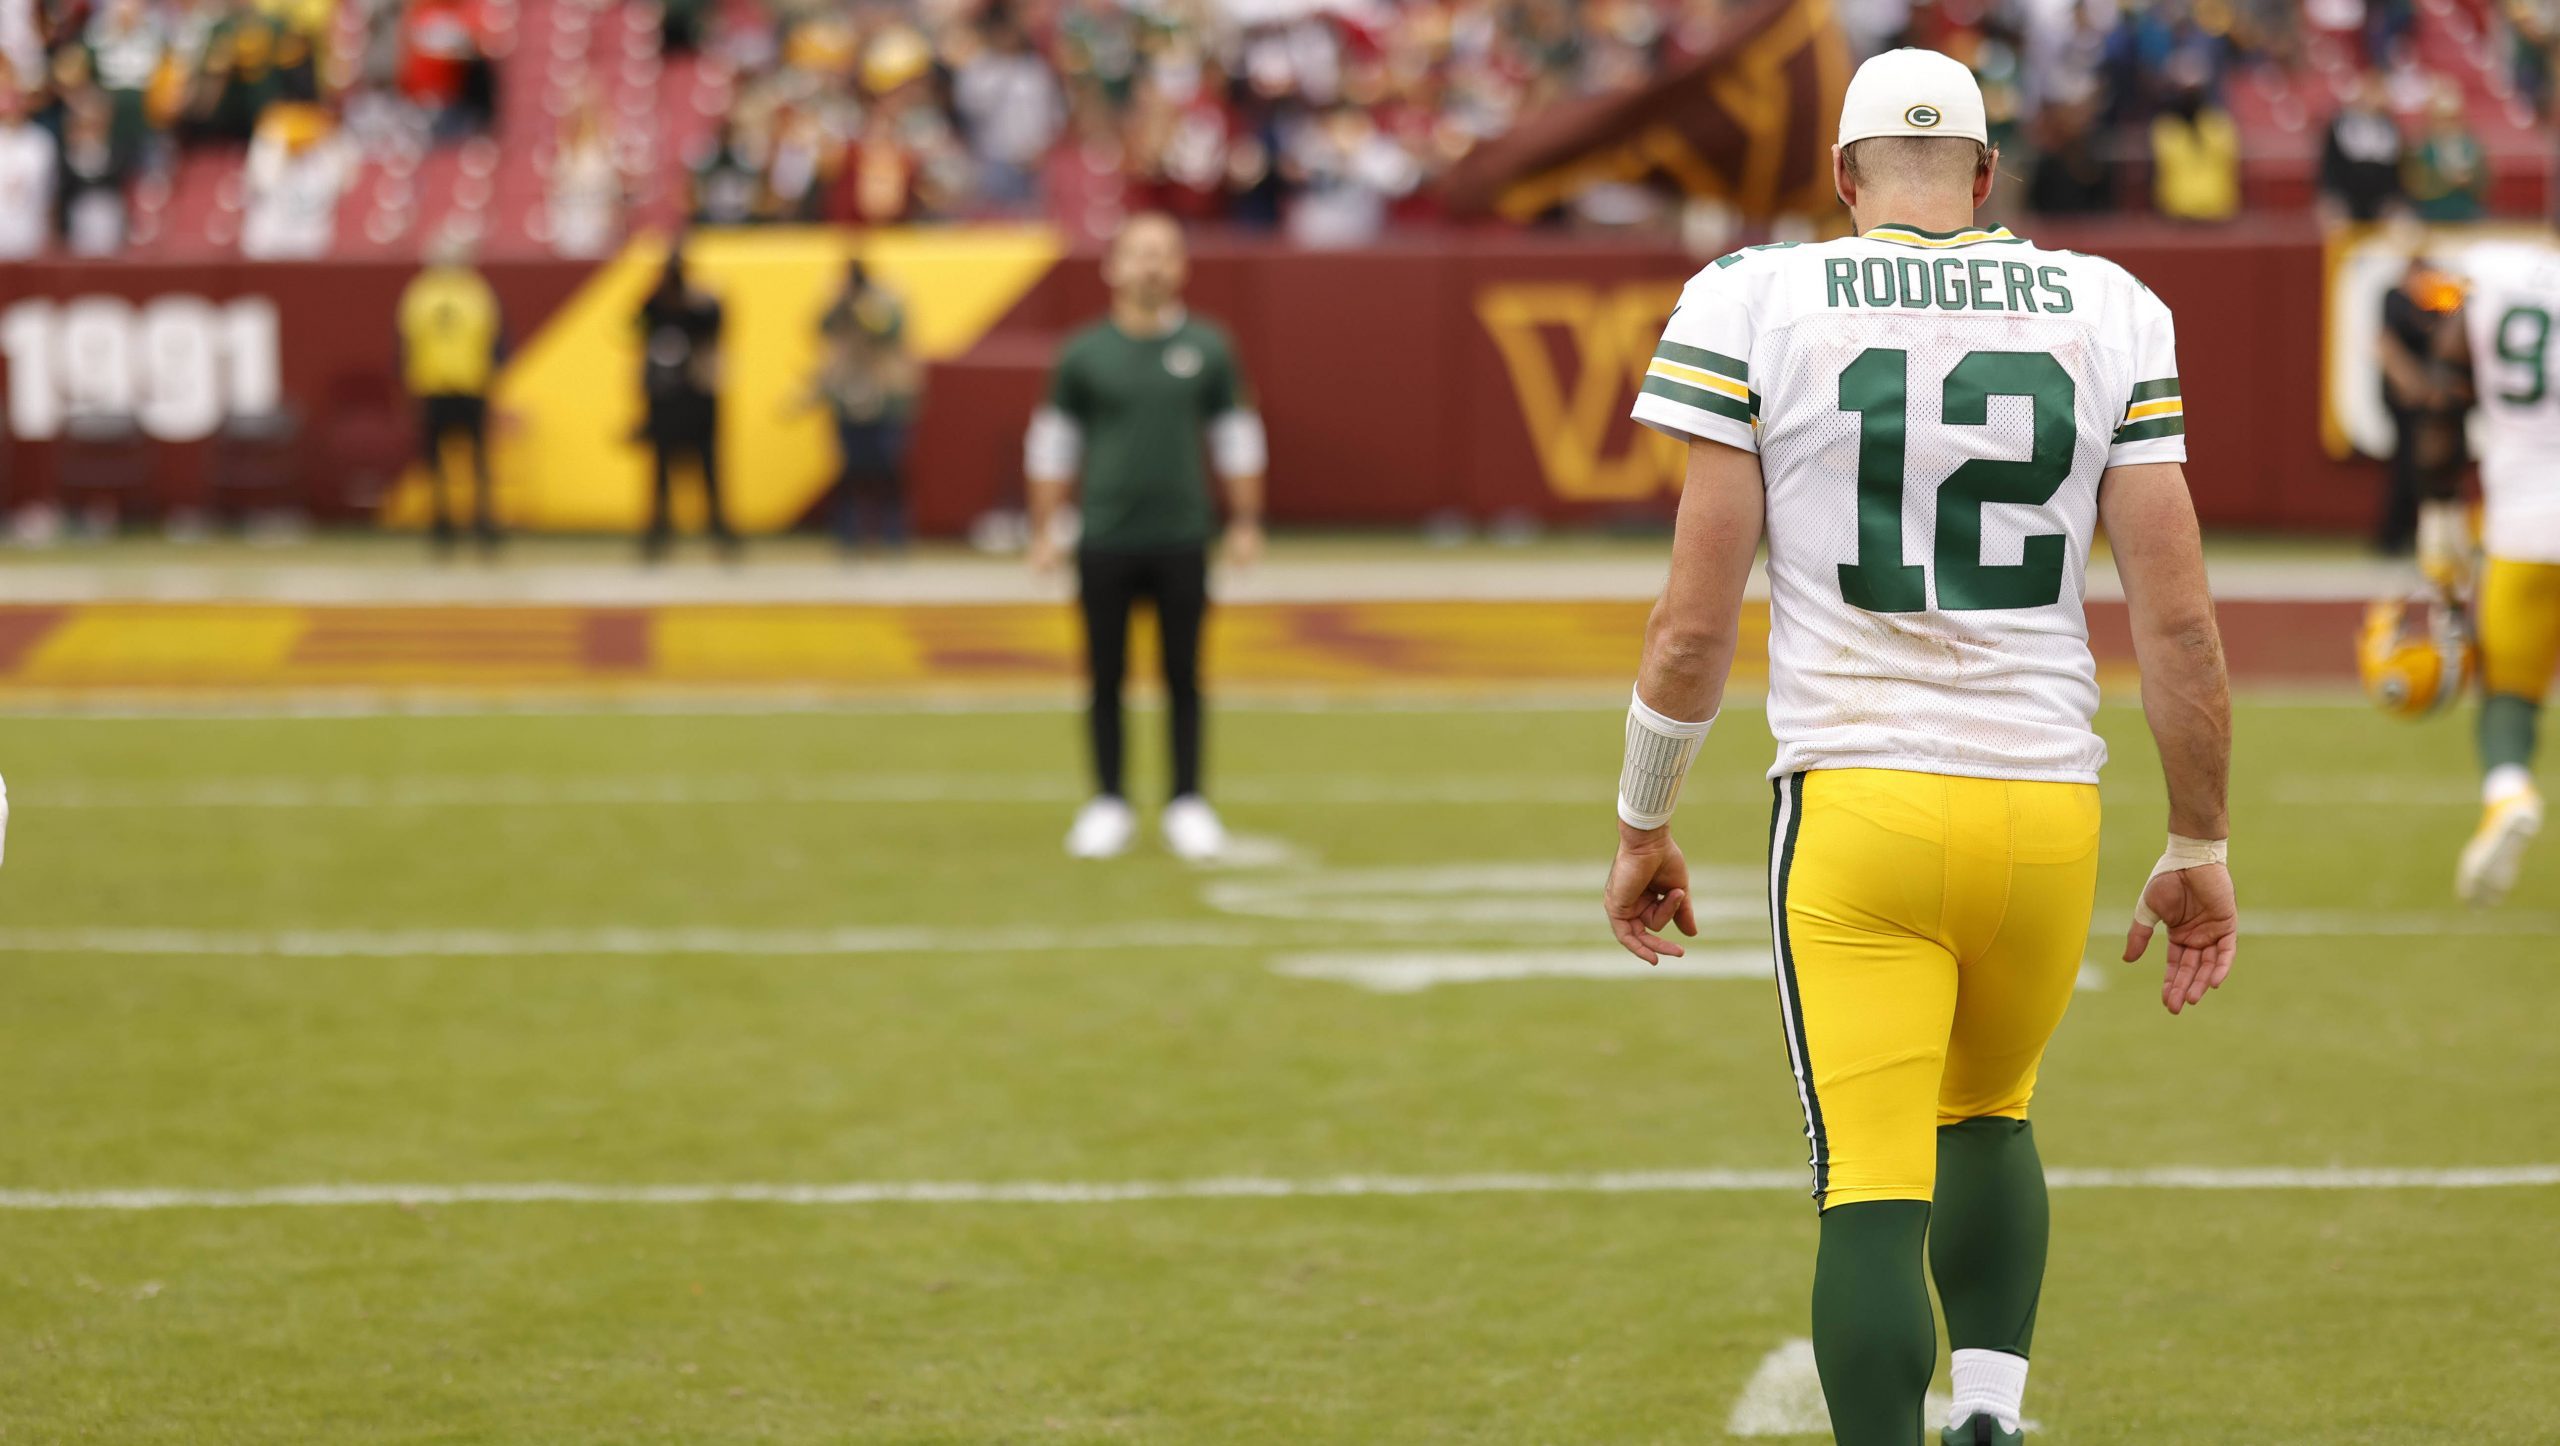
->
[1931,1117,2048,1357]
[1811,1198,1935,1446]
[2479,693,2542,776]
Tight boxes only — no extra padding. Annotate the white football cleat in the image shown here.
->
[1160,794,1227,862]
[1064,796,1136,860]
[2457,785,2542,908]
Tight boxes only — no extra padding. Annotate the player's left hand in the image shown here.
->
[2122,861,2238,1016]
[1223,518,1264,570]
[1605,825,1696,964]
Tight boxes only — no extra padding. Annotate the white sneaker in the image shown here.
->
[2457,785,2542,907]
[1065,796,1136,859]
[1160,794,1227,862]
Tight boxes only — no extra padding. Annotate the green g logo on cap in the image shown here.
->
[1904,103,1943,128]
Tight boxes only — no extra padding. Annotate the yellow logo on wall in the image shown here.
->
[389,226,1061,533]
[1477,281,1686,502]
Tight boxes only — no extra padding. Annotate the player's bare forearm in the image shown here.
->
[1635,439,1766,726]
[1218,470,1264,527]
[2141,623,2231,839]
[1025,476,1073,569]
[2100,462,2231,839]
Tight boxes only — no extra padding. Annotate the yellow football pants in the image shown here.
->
[2479,556,2560,699]
[1769,768,2102,1210]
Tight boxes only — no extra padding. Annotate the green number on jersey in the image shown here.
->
[2494,305,2550,406]
[1834,347,2076,614]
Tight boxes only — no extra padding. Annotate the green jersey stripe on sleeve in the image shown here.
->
[2129,377,2181,401]
[1640,374,1754,424]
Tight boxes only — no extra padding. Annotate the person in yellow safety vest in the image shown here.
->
[397,230,507,553]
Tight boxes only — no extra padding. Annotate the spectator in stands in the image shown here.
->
[2375,254,2466,554]
[400,0,492,140]
[2319,75,2405,224]
[190,0,309,142]
[2505,0,2558,119]
[1282,105,1421,248]
[86,0,168,177]
[399,230,505,552]
[2027,82,2114,215]
[239,99,346,257]
[0,0,36,94]
[59,91,127,255]
[0,72,53,259]
[952,12,1063,213]
[807,259,919,552]
[547,98,620,258]
[2149,66,2240,223]
[636,244,734,560]
[2404,87,2488,222]
[762,106,829,222]
[689,117,761,226]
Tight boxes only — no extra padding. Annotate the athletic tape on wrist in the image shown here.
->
[2132,833,2228,926]
[1616,687,1713,829]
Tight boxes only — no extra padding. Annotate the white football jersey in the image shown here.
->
[2457,240,2560,564]
[1632,223,2186,783]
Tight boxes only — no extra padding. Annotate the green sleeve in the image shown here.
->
[1048,338,1089,418]
[1205,331,1248,414]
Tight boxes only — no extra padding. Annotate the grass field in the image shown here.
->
[0,696,2555,1443]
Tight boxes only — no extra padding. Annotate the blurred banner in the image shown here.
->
[0,222,2369,537]
[1440,0,1851,223]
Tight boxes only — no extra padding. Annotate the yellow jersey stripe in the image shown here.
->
[2124,398,2184,423]
[1861,225,2019,249]
[1647,358,1752,401]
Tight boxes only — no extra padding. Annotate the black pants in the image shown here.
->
[2380,401,2465,555]
[419,393,494,543]
[644,400,733,552]
[2380,402,2425,554]
[1078,546,1208,801]
[834,417,908,549]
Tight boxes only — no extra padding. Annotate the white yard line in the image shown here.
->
[18,773,1762,810]
[0,1165,2551,1212]
[1269,951,2109,993]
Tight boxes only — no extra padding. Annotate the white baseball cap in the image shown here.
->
[1837,47,1988,146]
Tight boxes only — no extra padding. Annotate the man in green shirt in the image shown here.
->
[1025,213,1267,861]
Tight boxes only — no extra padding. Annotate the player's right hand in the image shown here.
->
[1026,535,1064,574]
[2123,861,2237,1016]
[1605,826,1696,965]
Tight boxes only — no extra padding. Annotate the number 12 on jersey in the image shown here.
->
[1835,347,2076,614]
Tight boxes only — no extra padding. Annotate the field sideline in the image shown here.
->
[0,690,2554,1442]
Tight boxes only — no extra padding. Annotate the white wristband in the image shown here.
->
[2133,833,2227,926]
[1617,687,1713,829]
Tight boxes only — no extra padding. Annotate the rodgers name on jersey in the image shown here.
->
[1632,224,2186,783]
[2457,240,2560,566]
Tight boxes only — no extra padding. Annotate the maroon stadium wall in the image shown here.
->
[0,221,2367,535]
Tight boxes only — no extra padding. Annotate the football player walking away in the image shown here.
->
[2427,243,2560,905]
[1601,51,2240,1446]
[1024,213,1267,862]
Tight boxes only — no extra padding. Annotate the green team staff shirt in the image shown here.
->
[1047,316,1249,552]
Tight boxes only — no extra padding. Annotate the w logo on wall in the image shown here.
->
[1476,282,1687,502]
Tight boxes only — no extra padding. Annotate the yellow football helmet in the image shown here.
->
[2359,590,2476,717]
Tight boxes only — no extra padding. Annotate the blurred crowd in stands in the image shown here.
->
[672,0,2552,239]
[0,0,2551,261]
